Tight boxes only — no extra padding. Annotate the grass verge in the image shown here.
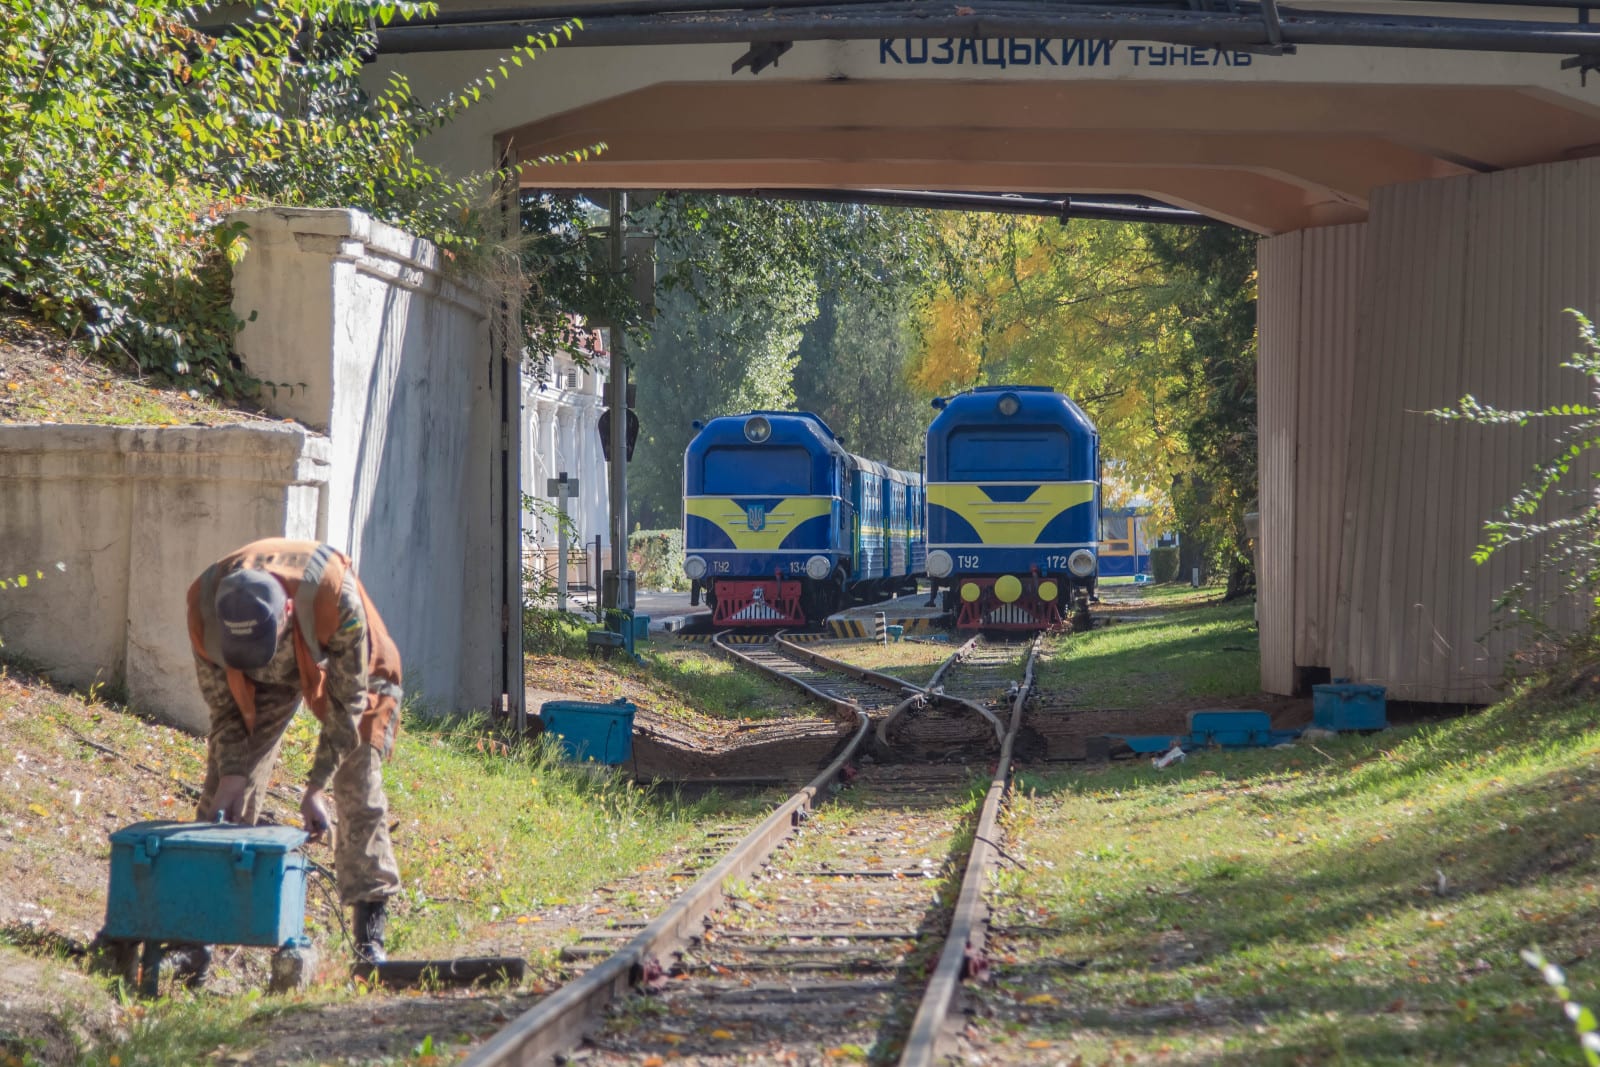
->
[977,680,1600,1064]
[1039,598,1260,708]
[526,642,810,724]
[0,667,752,1065]
[820,638,958,688]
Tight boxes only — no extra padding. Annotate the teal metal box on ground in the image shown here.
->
[1313,682,1388,731]
[102,822,309,947]
[539,699,635,765]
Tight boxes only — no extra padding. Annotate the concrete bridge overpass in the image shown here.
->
[370,3,1600,703]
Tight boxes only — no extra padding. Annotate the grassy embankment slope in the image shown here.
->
[970,596,1600,1065]
[0,652,774,1066]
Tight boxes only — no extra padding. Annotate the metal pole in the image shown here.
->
[557,472,570,614]
[606,190,630,614]
[375,7,1600,55]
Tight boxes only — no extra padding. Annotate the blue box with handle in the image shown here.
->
[1312,681,1388,731]
[538,699,636,765]
[102,821,310,948]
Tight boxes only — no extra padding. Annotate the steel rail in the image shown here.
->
[765,628,1006,744]
[773,630,928,696]
[898,635,1040,1067]
[931,635,1007,744]
[374,2,1600,54]
[711,630,859,719]
[463,709,873,1067]
[871,633,1011,747]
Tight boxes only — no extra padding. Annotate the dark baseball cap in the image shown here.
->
[214,569,287,670]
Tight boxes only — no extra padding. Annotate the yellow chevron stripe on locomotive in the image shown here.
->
[684,495,833,551]
[926,482,1095,543]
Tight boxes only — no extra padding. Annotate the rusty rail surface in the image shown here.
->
[898,635,1040,1067]
[467,631,1035,1066]
[463,710,872,1067]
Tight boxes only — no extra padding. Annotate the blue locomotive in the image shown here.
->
[924,386,1101,630]
[683,412,924,626]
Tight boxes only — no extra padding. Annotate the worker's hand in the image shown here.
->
[300,788,331,843]
[210,775,248,823]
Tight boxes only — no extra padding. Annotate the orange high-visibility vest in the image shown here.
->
[187,538,402,756]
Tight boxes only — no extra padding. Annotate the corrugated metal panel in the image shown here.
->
[1256,231,1302,695]
[1331,159,1600,701]
[1292,224,1365,672]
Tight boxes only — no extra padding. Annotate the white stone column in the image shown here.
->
[576,394,607,545]
[534,396,558,544]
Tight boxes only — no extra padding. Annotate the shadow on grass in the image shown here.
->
[974,966,1558,1065]
[636,648,804,721]
[994,718,1600,1060]
[1039,601,1260,707]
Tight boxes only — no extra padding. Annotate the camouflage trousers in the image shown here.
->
[195,688,401,907]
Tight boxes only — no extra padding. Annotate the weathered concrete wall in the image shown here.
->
[0,424,329,732]
[229,208,506,713]
[1258,158,1600,702]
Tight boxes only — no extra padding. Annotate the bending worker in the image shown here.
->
[187,538,403,965]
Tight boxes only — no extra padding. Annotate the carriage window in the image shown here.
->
[947,428,1071,479]
[1103,515,1129,541]
[703,447,811,494]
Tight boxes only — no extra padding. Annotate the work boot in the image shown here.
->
[353,899,388,964]
[168,943,213,990]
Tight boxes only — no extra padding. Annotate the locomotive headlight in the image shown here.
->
[805,554,832,580]
[997,392,1021,417]
[1067,549,1097,577]
[684,555,708,580]
[744,416,772,443]
[926,549,954,578]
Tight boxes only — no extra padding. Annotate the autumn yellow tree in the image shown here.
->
[910,216,1194,518]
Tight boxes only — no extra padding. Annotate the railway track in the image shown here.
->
[465,633,1038,1067]
[712,630,926,721]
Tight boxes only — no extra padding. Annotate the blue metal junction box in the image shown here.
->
[1187,710,1275,748]
[103,821,310,947]
[539,699,636,765]
[1313,682,1388,731]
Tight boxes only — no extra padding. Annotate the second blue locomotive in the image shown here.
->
[924,386,1101,630]
[683,412,924,626]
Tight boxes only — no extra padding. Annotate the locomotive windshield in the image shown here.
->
[702,446,814,494]
[946,427,1072,479]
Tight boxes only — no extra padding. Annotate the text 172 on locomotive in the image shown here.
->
[924,386,1100,630]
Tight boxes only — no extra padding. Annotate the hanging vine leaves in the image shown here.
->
[0,1,590,395]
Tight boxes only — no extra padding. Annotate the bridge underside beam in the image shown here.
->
[496,80,1600,233]
[375,1,1600,61]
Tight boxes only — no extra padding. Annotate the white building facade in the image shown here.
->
[521,341,610,589]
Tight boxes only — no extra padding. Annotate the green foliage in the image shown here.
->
[629,528,687,592]
[1144,226,1259,598]
[793,269,931,471]
[906,217,1259,595]
[1149,544,1181,584]
[627,196,937,528]
[521,493,590,653]
[0,1,583,395]
[1522,946,1600,1065]
[1432,310,1600,630]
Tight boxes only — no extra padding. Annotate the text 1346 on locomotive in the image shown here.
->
[682,412,924,626]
